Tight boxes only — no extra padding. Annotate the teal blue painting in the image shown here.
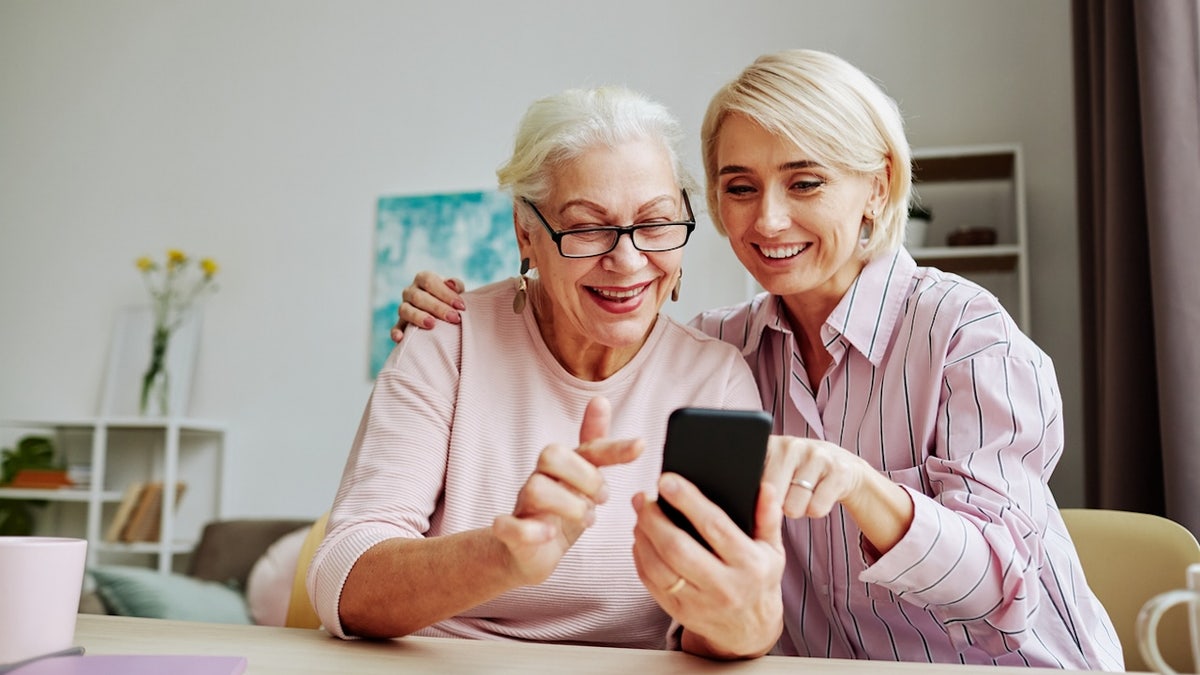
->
[371,190,516,376]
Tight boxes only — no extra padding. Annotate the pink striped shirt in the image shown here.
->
[691,249,1123,669]
[309,279,761,647]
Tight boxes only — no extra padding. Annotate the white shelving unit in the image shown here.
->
[0,306,227,572]
[0,416,226,573]
[908,143,1031,331]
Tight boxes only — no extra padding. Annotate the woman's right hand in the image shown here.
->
[493,397,644,586]
[391,271,468,343]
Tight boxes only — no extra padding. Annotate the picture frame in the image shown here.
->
[369,189,517,377]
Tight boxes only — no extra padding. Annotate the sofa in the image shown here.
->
[81,518,316,624]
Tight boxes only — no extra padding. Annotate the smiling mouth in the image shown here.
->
[757,243,810,259]
[588,284,648,302]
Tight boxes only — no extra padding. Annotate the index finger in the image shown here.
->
[761,435,802,503]
[578,396,611,446]
[534,439,641,506]
[576,437,644,468]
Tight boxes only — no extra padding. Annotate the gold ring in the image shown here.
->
[665,576,687,595]
[790,478,816,491]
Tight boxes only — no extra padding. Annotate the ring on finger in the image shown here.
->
[665,576,687,595]
[790,478,816,491]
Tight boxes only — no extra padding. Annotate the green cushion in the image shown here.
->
[88,565,251,624]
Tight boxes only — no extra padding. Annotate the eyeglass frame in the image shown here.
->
[522,189,696,259]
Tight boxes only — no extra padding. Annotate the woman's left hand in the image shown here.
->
[763,435,914,556]
[631,475,785,659]
[762,435,873,520]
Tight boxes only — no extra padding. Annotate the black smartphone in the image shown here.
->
[659,407,772,548]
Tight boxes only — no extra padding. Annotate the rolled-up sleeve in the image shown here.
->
[307,326,458,638]
[861,343,1064,655]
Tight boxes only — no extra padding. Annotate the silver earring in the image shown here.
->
[512,257,530,314]
[671,269,682,302]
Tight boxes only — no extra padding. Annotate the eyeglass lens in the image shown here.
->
[559,225,690,257]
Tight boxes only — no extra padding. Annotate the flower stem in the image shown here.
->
[140,326,171,415]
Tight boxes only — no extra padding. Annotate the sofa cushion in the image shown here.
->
[89,565,252,624]
[245,525,310,626]
[188,518,313,589]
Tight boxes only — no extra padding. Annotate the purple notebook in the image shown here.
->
[10,655,247,675]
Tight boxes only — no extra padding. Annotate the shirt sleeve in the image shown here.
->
[687,302,756,353]
[307,323,460,638]
[722,348,764,410]
[859,301,1065,656]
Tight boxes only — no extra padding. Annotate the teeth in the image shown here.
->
[760,244,806,259]
[593,287,643,300]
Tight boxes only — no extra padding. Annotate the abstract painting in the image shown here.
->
[370,189,516,376]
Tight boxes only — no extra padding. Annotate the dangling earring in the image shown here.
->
[512,257,530,314]
[671,269,682,302]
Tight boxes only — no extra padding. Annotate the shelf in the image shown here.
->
[1,303,227,574]
[1,417,225,574]
[2,417,227,433]
[912,145,1015,181]
[0,487,124,502]
[909,244,1020,273]
[908,144,1029,331]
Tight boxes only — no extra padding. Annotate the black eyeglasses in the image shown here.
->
[523,190,696,258]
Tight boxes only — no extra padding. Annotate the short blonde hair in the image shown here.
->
[497,86,694,230]
[700,49,912,257]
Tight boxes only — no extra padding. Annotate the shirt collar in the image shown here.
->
[738,292,791,357]
[744,248,917,366]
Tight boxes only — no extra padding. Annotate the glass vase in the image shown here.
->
[139,326,172,416]
[139,368,169,416]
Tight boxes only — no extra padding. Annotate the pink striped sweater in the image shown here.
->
[308,279,761,647]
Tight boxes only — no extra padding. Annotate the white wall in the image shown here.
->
[0,0,1083,517]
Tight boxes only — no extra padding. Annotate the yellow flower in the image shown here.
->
[200,258,219,278]
[133,249,220,324]
[132,247,220,414]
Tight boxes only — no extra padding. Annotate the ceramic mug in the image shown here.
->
[1138,562,1200,674]
[0,537,87,665]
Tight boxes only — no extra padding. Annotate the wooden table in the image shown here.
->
[72,614,1126,674]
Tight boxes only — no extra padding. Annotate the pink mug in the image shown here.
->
[0,537,88,665]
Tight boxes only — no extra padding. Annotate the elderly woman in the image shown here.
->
[307,85,764,649]
[392,50,1122,669]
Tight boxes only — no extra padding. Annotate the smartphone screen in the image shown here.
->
[659,407,772,548]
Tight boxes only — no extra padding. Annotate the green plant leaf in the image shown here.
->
[0,435,60,485]
[0,499,36,536]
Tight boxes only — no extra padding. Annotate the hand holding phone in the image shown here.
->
[659,407,772,548]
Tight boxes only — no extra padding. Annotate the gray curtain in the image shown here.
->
[1072,0,1200,535]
